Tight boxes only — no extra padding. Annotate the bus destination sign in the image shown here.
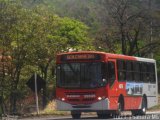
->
[61,54,101,61]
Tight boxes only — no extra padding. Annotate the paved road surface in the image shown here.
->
[3,111,160,120]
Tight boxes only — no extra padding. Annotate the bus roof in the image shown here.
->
[135,57,155,63]
[57,51,155,63]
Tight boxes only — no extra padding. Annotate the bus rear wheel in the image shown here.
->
[71,111,81,119]
[139,97,147,115]
[132,96,147,116]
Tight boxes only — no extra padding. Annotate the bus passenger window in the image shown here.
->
[118,71,126,81]
[133,62,140,82]
[118,60,126,81]
[141,63,147,72]
[149,63,156,83]
[108,61,115,86]
[126,61,133,81]
[118,60,126,70]
[126,61,132,71]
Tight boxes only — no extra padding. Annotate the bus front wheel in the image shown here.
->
[97,112,110,119]
[115,97,124,117]
[71,111,81,119]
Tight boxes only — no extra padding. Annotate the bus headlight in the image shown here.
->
[98,97,102,100]
[61,98,65,101]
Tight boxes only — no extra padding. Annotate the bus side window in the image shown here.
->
[146,63,151,82]
[117,60,126,81]
[140,62,149,83]
[108,61,116,86]
[144,63,149,82]
[149,63,156,83]
[126,61,133,81]
[140,62,144,82]
[133,61,140,82]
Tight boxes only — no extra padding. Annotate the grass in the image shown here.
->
[148,95,160,111]
[149,105,160,111]
[148,104,160,111]
[39,100,69,116]
[40,110,69,116]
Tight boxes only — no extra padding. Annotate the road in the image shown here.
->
[3,111,160,120]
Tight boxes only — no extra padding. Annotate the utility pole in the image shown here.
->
[34,73,39,115]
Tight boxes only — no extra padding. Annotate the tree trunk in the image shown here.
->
[10,69,21,114]
[10,85,18,114]
[42,85,47,109]
[0,96,2,117]
[121,26,126,55]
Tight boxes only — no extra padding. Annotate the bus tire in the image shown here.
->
[97,112,110,119]
[131,110,138,116]
[117,102,123,116]
[139,96,147,115]
[132,96,147,116]
[115,96,124,117]
[71,111,81,119]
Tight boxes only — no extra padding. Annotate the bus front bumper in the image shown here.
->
[56,98,109,111]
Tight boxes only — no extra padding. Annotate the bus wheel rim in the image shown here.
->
[142,107,146,112]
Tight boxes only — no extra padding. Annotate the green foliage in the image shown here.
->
[21,0,103,34]
[57,17,91,50]
[0,0,93,113]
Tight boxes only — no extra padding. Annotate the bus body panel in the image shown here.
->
[143,83,157,108]
[56,87,107,104]
[56,98,109,111]
[108,81,127,110]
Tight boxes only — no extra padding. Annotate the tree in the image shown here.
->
[0,0,46,113]
[28,6,93,107]
[0,0,93,113]
[95,0,160,57]
[1,1,40,113]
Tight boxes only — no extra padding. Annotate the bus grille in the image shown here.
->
[65,92,96,103]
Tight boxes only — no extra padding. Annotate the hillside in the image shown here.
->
[22,0,160,28]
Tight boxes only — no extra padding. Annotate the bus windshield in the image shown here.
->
[56,62,105,88]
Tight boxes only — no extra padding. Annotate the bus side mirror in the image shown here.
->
[101,78,107,86]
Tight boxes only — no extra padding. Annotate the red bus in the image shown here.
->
[56,51,158,118]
